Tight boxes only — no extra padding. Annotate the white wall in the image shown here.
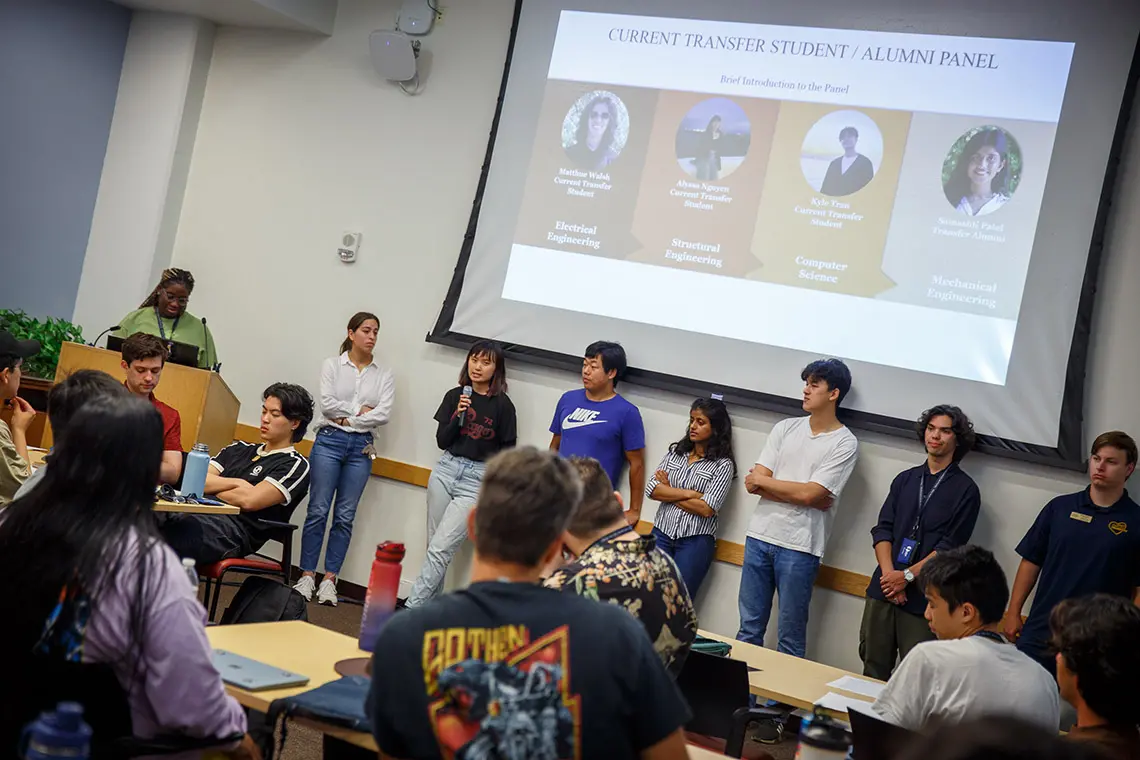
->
[150,0,1140,673]
[74,11,216,333]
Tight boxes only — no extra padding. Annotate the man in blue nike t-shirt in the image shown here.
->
[550,341,646,526]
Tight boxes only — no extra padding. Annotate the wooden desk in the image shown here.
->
[28,448,47,469]
[698,630,881,714]
[205,621,377,751]
[23,452,238,515]
[154,498,240,515]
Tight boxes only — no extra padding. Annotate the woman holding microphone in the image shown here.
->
[405,341,516,608]
[646,398,736,596]
[294,312,394,606]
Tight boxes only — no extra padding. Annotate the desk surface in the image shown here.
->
[206,621,377,751]
[27,450,238,515]
[698,629,881,714]
[154,498,240,515]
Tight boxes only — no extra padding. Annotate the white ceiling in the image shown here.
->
[110,0,337,34]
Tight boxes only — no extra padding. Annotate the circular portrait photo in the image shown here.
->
[674,97,752,181]
[562,90,629,171]
[801,110,884,197]
[942,126,1022,217]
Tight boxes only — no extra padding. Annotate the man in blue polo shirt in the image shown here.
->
[550,341,645,526]
[1003,430,1140,674]
[860,404,981,679]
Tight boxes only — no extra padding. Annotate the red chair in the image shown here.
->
[198,519,298,621]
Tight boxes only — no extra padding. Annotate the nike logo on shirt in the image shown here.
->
[562,408,605,430]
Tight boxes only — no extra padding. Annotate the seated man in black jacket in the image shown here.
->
[160,383,313,565]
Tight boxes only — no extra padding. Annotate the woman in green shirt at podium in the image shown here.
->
[114,268,218,370]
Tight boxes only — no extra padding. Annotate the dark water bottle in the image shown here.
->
[795,707,851,760]
[21,703,92,760]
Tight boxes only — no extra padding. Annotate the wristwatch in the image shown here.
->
[903,568,915,584]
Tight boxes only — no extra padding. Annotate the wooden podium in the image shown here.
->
[46,342,240,454]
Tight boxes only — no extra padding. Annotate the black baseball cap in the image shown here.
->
[0,330,41,361]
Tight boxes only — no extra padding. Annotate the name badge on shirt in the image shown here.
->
[896,538,918,565]
[1070,511,1093,523]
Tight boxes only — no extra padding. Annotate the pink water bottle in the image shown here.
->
[359,542,405,652]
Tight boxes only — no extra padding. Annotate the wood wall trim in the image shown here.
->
[634,521,872,597]
[234,423,871,599]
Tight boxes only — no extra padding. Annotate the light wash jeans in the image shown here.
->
[736,536,821,658]
[406,451,485,607]
[298,427,373,575]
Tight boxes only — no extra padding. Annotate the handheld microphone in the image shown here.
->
[455,385,472,432]
[201,316,220,372]
[89,324,121,348]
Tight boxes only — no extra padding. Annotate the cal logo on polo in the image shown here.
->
[1109,521,1128,535]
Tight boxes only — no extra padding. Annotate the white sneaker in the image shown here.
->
[292,575,315,602]
[317,578,338,606]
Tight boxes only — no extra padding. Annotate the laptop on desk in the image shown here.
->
[106,335,200,367]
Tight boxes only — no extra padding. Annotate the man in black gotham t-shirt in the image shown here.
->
[367,446,691,760]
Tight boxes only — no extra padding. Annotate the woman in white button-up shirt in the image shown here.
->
[293,312,395,606]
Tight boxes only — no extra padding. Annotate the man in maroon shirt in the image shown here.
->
[120,333,183,484]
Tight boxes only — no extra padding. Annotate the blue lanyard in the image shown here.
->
[972,630,1005,644]
[153,306,181,344]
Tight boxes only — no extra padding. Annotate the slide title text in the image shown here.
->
[608,28,999,69]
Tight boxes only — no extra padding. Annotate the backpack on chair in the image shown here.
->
[220,576,308,624]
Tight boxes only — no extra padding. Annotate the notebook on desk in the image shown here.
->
[212,649,310,691]
[106,335,199,367]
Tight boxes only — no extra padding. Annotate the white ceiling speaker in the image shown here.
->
[370,30,418,82]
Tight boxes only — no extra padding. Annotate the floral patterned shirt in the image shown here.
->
[544,532,698,677]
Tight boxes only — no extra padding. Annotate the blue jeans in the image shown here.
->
[737,537,821,658]
[407,452,486,607]
[299,427,374,575]
[652,527,716,597]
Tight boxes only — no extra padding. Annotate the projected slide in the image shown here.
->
[500,11,1074,384]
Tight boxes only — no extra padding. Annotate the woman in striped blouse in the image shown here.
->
[646,398,736,596]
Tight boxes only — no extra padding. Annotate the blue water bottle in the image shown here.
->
[21,703,92,760]
[181,443,211,498]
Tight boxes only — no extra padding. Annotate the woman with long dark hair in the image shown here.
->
[944,128,1016,217]
[114,267,218,369]
[646,398,737,596]
[566,94,621,170]
[405,341,517,608]
[0,395,249,749]
[695,115,723,181]
[294,312,394,606]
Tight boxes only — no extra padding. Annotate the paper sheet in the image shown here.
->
[814,691,875,714]
[826,675,886,699]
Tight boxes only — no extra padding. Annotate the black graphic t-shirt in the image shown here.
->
[367,582,690,760]
[210,441,311,545]
[434,387,517,462]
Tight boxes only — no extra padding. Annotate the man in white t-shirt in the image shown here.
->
[738,358,858,664]
[872,545,1060,732]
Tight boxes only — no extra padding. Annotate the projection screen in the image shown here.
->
[429,0,1140,467]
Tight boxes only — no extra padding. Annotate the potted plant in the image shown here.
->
[0,309,85,380]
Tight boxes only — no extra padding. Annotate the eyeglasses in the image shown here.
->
[589,109,612,121]
[160,289,190,306]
